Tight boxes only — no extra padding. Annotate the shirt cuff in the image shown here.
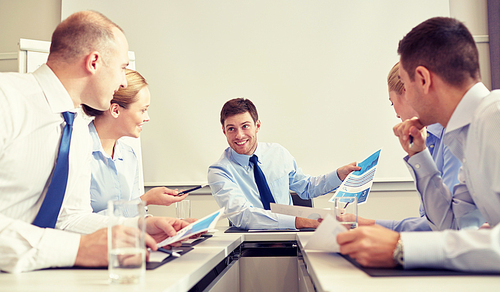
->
[400,231,445,269]
[277,214,296,229]
[38,228,81,269]
[405,149,440,180]
[326,170,342,191]
[375,219,395,230]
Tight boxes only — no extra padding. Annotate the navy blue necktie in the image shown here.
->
[249,155,275,210]
[33,111,75,228]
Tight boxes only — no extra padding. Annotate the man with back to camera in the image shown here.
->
[337,17,500,272]
[207,98,360,230]
[0,10,188,273]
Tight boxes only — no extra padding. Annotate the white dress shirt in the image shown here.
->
[0,64,109,273]
[401,83,500,271]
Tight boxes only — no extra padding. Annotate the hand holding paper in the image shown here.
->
[329,149,381,205]
[304,214,347,252]
[157,208,224,247]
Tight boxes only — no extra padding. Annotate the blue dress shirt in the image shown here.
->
[208,143,341,229]
[375,123,462,231]
[88,121,142,214]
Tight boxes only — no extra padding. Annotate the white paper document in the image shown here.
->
[329,149,381,204]
[304,214,347,252]
[270,203,335,220]
[158,208,224,247]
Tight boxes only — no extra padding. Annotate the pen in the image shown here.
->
[157,247,181,257]
[175,184,208,196]
[344,201,350,209]
[409,135,414,149]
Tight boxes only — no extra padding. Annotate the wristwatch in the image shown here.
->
[392,239,404,266]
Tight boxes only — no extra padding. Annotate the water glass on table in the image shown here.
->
[176,199,191,219]
[334,197,358,229]
[108,200,146,284]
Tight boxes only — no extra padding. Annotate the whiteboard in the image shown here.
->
[62,0,450,186]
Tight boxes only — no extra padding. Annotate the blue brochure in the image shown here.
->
[329,149,381,204]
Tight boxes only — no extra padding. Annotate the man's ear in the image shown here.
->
[109,103,121,118]
[415,66,432,94]
[85,51,101,74]
[255,120,261,133]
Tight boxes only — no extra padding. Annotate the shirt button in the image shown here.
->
[429,145,434,148]
[415,164,421,169]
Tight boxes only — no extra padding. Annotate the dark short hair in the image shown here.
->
[397,17,480,86]
[220,98,259,126]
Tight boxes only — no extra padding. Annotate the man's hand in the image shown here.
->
[337,225,400,268]
[337,162,361,181]
[145,217,190,245]
[295,217,321,229]
[74,226,157,267]
[393,117,427,157]
[141,187,189,206]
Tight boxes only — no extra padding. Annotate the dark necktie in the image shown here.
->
[249,154,275,210]
[33,111,75,228]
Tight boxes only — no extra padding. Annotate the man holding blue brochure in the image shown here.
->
[208,98,360,230]
[338,17,500,272]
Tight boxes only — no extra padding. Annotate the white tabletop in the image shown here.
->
[297,233,500,292]
[2,230,499,292]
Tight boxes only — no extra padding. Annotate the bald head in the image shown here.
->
[48,10,123,64]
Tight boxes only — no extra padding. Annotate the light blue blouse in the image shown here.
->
[88,121,142,214]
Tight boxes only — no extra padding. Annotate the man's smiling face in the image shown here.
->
[223,111,261,156]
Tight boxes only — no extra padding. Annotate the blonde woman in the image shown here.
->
[83,69,188,214]
[355,62,461,231]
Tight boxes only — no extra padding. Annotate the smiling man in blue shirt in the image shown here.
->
[207,98,360,230]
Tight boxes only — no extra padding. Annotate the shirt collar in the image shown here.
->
[426,123,444,139]
[89,121,124,160]
[89,121,104,153]
[32,64,76,114]
[446,82,490,133]
[229,143,261,166]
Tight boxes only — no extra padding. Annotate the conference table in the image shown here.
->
[2,228,499,292]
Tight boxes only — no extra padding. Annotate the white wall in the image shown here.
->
[0,0,60,72]
[61,0,450,186]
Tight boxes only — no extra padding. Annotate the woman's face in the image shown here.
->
[117,86,151,138]
[388,89,418,121]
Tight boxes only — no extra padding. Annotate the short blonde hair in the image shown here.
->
[112,69,148,109]
[387,62,404,95]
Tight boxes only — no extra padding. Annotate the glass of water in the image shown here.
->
[176,199,191,219]
[108,200,146,284]
[334,197,358,229]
